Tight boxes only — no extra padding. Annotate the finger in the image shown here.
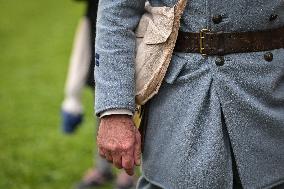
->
[104,150,113,162]
[134,130,141,166]
[98,148,106,158]
[125,168,134,176]
[111,152,123,169]
[122,150,135,175]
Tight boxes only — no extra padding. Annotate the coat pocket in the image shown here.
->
[164,53,209,84]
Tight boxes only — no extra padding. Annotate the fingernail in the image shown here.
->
[137,159,141,165]
[126,169,134,175]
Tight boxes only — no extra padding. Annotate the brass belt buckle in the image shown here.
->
[200,28,210,56]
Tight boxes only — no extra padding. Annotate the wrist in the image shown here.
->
[100,114,135,130]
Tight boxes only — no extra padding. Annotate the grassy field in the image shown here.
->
[0,0,114,188]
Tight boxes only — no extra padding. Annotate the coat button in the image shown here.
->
[215,56,225,66]
[264,52,273,62]
[212,15,223,24]
[269,14,278,21]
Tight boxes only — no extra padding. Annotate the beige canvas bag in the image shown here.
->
[135,0,188,105]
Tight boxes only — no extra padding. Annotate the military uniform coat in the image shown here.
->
[94,0,284,188]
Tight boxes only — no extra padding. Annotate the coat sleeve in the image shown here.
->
[94,0,146,115]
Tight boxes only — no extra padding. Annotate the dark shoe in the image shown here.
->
[75,169,114,189]
[61,109,83,134]
[115,171,136,189]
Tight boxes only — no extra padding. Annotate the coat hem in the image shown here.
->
[141,173,168,189]
[262,178,284,189]
[141,172,284,189]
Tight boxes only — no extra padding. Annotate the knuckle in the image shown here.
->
[135,141,141,149]
[114,162,122,169]
[135,150,141,157]
[111,144,119,151]
[105,143,117,151]
[122,141,134,151]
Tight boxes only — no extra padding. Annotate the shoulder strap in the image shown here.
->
[175,0,188,18]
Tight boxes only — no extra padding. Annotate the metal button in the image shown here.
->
[264,52,273,62]
[269,14,278,21]
[212,15,223,24]
[215,56,225,66]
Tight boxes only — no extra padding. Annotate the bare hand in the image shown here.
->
[97,114,141,175]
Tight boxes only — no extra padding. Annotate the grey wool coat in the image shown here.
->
[94,0,284,188]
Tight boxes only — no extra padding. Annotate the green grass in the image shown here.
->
[0,0,113,188]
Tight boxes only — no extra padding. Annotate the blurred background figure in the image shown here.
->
[60,0,137,188]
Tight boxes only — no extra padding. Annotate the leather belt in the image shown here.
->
[174,27,284,55]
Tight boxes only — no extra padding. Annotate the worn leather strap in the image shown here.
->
[174,27,284,55]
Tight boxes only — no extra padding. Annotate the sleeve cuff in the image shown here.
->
[99,109,133,118]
